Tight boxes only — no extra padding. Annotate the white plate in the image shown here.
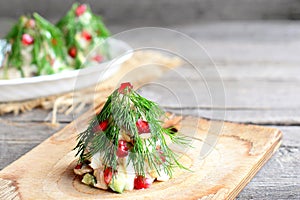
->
[0,38,132,102]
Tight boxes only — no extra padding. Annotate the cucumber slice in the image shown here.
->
[82,173,96,186]
[109,173,126,193]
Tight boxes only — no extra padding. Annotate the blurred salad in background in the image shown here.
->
[0,3,110,79]
[57,3,110,69]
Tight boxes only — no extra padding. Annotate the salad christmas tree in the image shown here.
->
[74,82,188,193]
[57,3,110,69]
[2,3,110,79]
[4,13,68,78]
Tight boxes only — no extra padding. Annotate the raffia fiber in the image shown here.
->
[0,51,182,124]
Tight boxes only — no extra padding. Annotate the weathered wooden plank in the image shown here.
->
[1,135,298,199]
[2,21,300,66]
[0,120,298,198]
[0,20,299,199]
[163,64,300,81]
[0,142,41,170]
[1,118,300,148]
[177,22,300,42]
[239,125,300,199]
[138,79,300,109]
[3,106,300,125]
[2,105,300,126]
[113,22,300,65]
[0,112,282,199]
[1,78,298,114]
[2,21,300,83]
[273,126,300,147]
[0,121,62,140]
[166,108,300,125]
[237,145,300,199]
[0,120,64,169]
[0,108,80,123]
[1,115,298,147]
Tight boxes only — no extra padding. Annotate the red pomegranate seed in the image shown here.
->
[92,55,103,63]
[93,120,109,132]
[103,167,113,184]
[118,140,128,149]
[116,148,128,158]
[118,82,133,94]
[136,119,150,134]
[134,175,152,189]
[116,140,129,158]
[75,4,87,16]
[68,47,77,58]
[81,30,92,41]
[21,34,34,45]
[75,163,82,169]
[26,19,35,28]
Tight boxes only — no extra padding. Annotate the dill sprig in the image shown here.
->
[3,3,111,79]
[74,83,190,178]
[56,3,110,69]
[4,13,67,78]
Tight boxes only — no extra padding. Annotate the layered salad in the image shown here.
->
[74,82,187,193]
[1,3,110,79]
[3,13,68,78]
[56,3,110,69]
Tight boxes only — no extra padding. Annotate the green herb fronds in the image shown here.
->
[56,3,110,69]
[3,3,111,78]
[4,14,67,78]
[74,85,190,178]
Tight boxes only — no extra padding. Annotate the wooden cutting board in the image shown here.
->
[0,105,282,200]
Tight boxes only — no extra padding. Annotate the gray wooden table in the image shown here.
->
[0,21,299,199]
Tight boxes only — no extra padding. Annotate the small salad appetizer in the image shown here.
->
[3,13,68,78]
[56,3,110,69]
[74,82,188,193]
[1,3,110,79]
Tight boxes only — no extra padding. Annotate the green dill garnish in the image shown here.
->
[2,3,110,79]
[74,83,189,178]
[4,13,67,78]
[56,3,110,69]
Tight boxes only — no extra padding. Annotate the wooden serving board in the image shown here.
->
[0,105,282,199]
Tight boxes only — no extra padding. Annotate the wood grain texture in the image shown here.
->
[139,79,300,109]
[0,108,282,199]
[1,22,299,199]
